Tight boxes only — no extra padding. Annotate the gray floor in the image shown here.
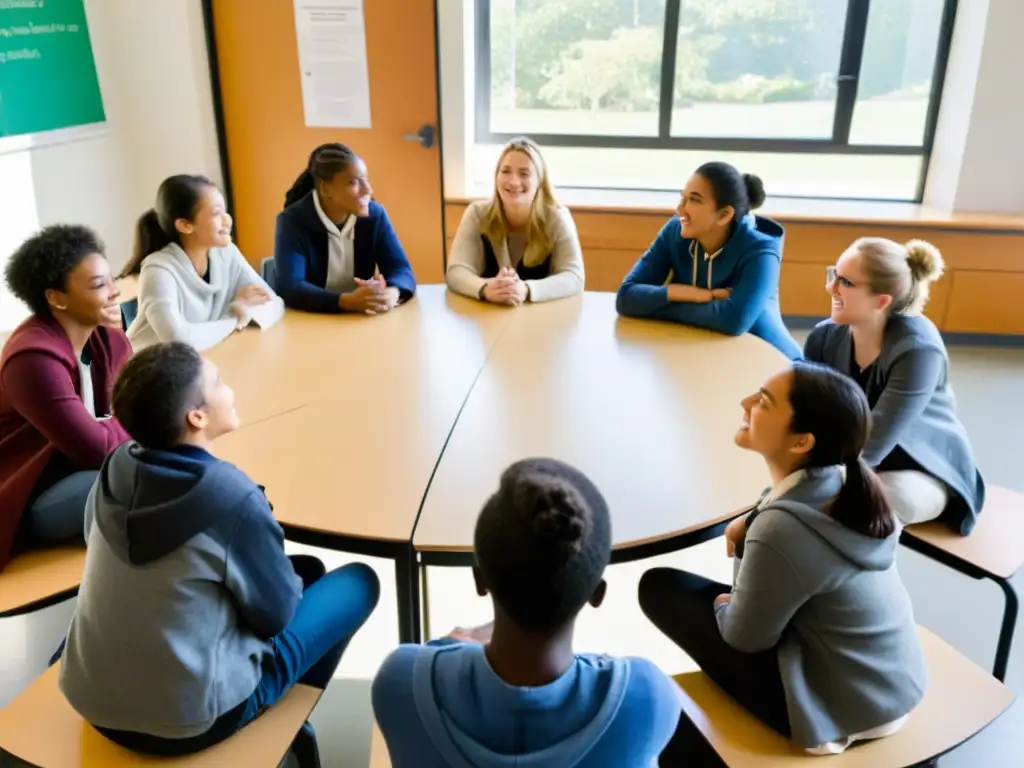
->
[1,335,1022,766]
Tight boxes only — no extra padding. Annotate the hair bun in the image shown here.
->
[511,474,591,555]
[743,173,766,210]
[904,239,945,283]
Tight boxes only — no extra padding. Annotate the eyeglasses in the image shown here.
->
[826,266,857,289]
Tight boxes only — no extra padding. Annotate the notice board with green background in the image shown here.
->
[0,0,105,139]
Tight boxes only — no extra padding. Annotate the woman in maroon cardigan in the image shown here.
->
[0,225,131,570]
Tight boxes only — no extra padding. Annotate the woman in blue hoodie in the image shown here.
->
[640,362,925,758]
[371,458,682,767]
[273,143,417,314]
[616,162,801,359]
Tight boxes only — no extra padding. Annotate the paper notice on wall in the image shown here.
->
[293,0,371,128]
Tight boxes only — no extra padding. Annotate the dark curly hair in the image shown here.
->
[474,458,612,633]
[4,224,106,318]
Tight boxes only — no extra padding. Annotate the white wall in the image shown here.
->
[0,0,222,330]
[922,0,989,211]
[438,0,475,200]
[944,0,1024,212]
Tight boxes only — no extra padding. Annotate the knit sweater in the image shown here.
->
[128,242,284,351]
[445,200,585,303]
[0,316,130,569]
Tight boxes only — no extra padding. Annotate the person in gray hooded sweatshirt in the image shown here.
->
[59,342,379,762]
[371,458,682,767]
[640,361,926,759]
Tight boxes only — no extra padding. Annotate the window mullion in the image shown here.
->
[657,0,682,140]
[832,0,872,145]
[474,0,493,143]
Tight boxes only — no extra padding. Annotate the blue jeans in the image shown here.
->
[99,556,380,758]
[241,557,380,707]
[28,470,96,543]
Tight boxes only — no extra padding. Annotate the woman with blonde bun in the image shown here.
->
[805,237,984,533]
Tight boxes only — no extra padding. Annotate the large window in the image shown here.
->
[475,0,958,200]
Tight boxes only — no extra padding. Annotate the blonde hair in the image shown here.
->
[853,237,945,315]
[480,138,558,268]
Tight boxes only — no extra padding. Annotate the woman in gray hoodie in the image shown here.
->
[640,362,926,758]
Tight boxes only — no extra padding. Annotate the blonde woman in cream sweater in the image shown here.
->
[123,175,284,352]
[446,138,584,305]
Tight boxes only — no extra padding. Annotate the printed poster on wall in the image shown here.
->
[0,0,106,140]
[293,0,372,129]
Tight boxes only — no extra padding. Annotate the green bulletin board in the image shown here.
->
[0,0,105,139]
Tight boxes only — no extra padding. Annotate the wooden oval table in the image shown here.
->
[209,286,787,643]
[414,292,786,560]
[210,286,511,641]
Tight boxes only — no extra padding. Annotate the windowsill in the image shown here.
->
[449,187,1024,232]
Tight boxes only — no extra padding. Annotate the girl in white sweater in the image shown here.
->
[446,138,584,305]
[123,175,284,351]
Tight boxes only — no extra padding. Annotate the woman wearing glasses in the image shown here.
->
[805,238,984,533]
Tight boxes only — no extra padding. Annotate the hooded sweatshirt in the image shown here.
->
[371,642,681,767]
[128,242,284,352]
[615,213,801,359]
[718,466,926,749]
[60,443,302,739]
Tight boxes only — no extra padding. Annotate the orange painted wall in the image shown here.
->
[211,0,445,282]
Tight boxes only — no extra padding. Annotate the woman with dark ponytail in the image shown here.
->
[274,143,416,314]
[640,362,925,759]
[616,161,800,359]
[124,175,284,351]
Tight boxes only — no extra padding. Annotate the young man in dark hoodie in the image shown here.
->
[59,342,380,762]
[371,458,682,767]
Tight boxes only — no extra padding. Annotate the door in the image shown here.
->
[209,0,445,283]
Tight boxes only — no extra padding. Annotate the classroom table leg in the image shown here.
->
[993,576,1019,682]
[421,566,432,641]
[395,545,422,644]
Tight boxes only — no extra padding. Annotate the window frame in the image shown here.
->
[473,0,961,201]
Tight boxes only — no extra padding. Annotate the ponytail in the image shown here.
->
[283,143,358,210]
[120,209,171,278]
[120,174,213,278]
[787,361,897,540]
[829,458,894,540]
[283,169,317,209]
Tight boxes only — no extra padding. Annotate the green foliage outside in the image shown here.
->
[489,0,943,113]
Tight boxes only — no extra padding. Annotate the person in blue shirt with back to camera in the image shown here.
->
[274,143,417,314]
[371,458,682,767]
[616,161,801,359]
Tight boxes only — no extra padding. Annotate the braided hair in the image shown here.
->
[283,143,358,209]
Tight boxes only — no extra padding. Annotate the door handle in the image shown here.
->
[403,124,435,149]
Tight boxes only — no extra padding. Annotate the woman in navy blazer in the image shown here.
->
[273,143,417,314]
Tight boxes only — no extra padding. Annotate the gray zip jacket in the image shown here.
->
[805,315,984,533]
